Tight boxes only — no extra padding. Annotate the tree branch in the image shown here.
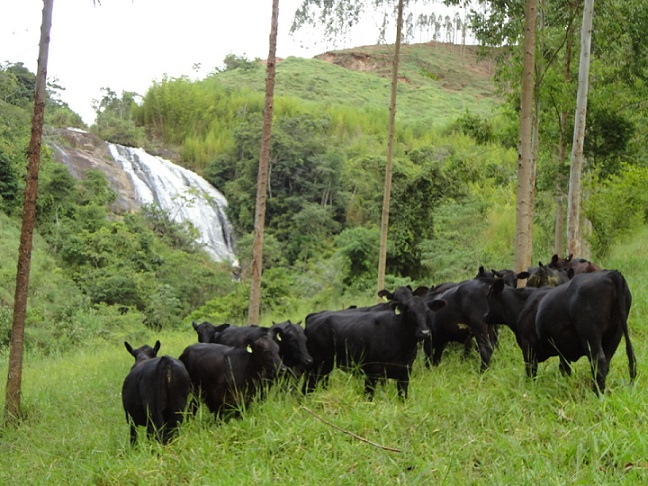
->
[302,405,402,453]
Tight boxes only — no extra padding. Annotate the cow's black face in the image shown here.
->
[251,336,287,378]
[400,297,431,341]
[273,323,313,370]
[193,321,230,343]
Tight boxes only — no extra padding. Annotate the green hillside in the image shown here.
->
[215,42,500,129]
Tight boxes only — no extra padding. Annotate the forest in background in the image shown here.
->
[1,29,647,356]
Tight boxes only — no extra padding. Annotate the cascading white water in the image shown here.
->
[108,143,238,265]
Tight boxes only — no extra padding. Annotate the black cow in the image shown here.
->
[475,266,524,288]
[526,261,570,288]
[191,320,313,375]
[121,340,191,445]
[548,253,602,275]
[303,286,443,400]
[424,270,528,371]
[192,321,232,343]
[484,271,636,393]
[179,335,287,418]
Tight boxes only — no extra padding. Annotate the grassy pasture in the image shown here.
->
[2,228,648,484]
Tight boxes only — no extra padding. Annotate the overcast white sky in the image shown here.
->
[2,0,456,125]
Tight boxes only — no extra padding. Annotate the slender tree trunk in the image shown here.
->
[4,0,54,424]
[554,30,574,256]
[377,0,404,294]
[248,0,279,325]
[567,0,594,257]
[514,0,538,280]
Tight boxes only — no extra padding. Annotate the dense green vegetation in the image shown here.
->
[2,37,648,355]
[0,227,646,484]
[1,17,648,482]
[3,0,648,481]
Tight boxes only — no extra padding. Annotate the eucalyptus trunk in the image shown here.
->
[377,0,404,295]
[514,0,538,280]
[554,30,574,256]
[248,0,279,325]
[5,0,54,424]
[567,0,594,257]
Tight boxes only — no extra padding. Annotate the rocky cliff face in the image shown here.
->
[48,128,238,265]
[48,128,141,213]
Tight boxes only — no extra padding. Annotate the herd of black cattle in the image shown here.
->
[122,254,637,444]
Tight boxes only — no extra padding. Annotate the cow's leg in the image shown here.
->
[522,348,538,379]
[432,341,446,366]
[187,386,201,416]
[423,335,433,368]
[462,336,474,360]
[303,360,333,394]
[559,357,572,376]
[364,373,378,401]
[129,422,138,445]
[590,349,609,394]
[396,368,410,400]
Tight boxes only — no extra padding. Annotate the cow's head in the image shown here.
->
[247,335,288,378]
[380,286,433,341]
[125,340,161,363]
[271,320,313,372]
[192,320,230,343]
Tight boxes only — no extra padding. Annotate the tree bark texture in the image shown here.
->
[377,0,404,295]
[514,0,538,279]
[567,0,594,257]
[248,0,279,325]
[5,0,54,424]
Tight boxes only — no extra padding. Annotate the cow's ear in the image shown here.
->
[492,278,505,294]
[192,320,199,330]
[567,268,575,279]
[517,271,530,280]
[377,289,392,301]
[214,323,231,332]
[412,286,429,297]
[153,340,161,355]
[429,299,446,311]
[124,341,134,355]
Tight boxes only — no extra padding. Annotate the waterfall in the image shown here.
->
[107,143,238,266]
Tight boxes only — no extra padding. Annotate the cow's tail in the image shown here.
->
[154,356,174,441]
[614,271,637,382]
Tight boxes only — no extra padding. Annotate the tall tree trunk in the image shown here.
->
[377,0,404,294]
[248,0,279,325]
[4,0,54,424]
[514,0,538,280]
[554,30,574,256]
[567,0,594,257]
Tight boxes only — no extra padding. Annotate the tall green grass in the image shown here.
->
[2,227,648,484]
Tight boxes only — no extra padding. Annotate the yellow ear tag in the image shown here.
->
[394,307,401,315]
[276,334,282,342]
[246,345,253,353]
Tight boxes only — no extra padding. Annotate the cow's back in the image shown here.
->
[535,271,628,359]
